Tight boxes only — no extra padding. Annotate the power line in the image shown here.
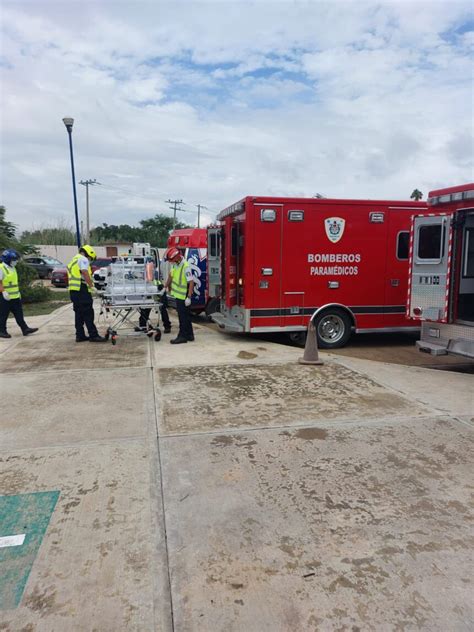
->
[78,179,217,226]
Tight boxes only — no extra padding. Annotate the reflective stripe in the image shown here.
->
[170,260,188,300]
[0,263,21,299]
[67,254,92,293]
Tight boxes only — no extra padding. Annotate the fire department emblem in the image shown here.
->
[325,217,345,243]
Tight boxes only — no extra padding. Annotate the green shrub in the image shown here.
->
[21,284,53,304]
[15,261,51,303]
[17,260,38,287]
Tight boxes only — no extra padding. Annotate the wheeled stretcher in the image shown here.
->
[97,259,163,345]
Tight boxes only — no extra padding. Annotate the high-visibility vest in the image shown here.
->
[0,263,21,299]
[170,259,190,300]
[67,254,92,293]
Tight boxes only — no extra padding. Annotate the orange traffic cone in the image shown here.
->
[298,322,324,365]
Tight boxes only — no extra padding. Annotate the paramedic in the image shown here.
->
[164,247,194,344]
[136,277,172,334]
[0,249,38,338]
[67,245,105,342]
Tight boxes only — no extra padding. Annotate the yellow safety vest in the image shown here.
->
[0,263,21,300]
[67,254,92,293]
[170,259,190,300]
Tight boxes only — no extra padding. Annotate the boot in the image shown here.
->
[23,327,38,336]
[0,331,11,339]
[170,336,187,344]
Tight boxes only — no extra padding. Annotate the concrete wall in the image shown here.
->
[37,245,168,264]
[37,244,132,263]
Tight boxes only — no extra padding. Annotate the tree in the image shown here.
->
[0,206,50,301]
[20,227,76,246]
[138,214,189,248]
[0,205,17,250]
[90,214,190,248]
[90,223,143,244]
[410,189,423,201]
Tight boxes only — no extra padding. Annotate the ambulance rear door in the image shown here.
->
[409,214,453,322]
[457,210,474,323]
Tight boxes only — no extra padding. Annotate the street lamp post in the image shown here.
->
[62,117,81,248]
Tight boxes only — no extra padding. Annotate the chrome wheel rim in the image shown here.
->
[317,315,345,344]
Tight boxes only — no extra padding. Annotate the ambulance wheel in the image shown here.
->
[288,332,306,347]
[205,297,221,320]
[313,308,352,348]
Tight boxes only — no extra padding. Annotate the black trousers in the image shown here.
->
[139,294,171,329]
[70,285,99,339]
[0,296,28,333]
[176,298,194,340]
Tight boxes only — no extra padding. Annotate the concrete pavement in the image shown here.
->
[0,303,472,631]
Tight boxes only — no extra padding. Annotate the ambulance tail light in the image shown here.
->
[413,307,423,317]
[237,277,244,302]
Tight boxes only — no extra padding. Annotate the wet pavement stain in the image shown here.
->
[237,351,258,359]
[295,427,328,440]
[165,416,474,631]
[158,362,423,433]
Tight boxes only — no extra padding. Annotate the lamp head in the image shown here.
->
[62,117,74,130]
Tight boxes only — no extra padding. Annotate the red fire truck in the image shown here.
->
[210,195,426,348]
[407,183,474,359]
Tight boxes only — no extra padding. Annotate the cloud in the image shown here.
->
[0,0,472,233]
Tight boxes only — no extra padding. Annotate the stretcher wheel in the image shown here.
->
[111,335,117,345]
[154,329,161,341]
[147,330,154,338]
[104,331,110,341]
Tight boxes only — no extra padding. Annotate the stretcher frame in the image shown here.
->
[97,259,163,344]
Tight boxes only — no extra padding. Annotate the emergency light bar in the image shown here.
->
[428,189,474,205]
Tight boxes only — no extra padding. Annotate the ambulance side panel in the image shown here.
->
[249,200,391,331]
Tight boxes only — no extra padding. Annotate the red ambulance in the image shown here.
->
[165,228,209,314]
[407,183,474,359]
[210,195,426,348]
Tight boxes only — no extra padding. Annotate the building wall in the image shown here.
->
[37,244,132,263]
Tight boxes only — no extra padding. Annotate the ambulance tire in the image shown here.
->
[288,332,306,347]
[313,308,352,349]
[205,297,221,321]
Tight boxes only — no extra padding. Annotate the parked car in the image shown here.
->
[24,256,63,279]
[51,268,68,288]
[92,267,109,291]
[51,257,113,288]
[91,258,113,273]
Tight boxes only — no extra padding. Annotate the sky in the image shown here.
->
[1,0,473,234]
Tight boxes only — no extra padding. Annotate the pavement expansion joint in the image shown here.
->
[159,412,456,440]
[148,341,176,630]
[0,434,148,455]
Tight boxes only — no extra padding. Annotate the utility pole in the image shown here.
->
[79,179,100,242]
[166,199,184,229]
[196,204,208,228]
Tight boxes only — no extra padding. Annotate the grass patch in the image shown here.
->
[15,292,70,317]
